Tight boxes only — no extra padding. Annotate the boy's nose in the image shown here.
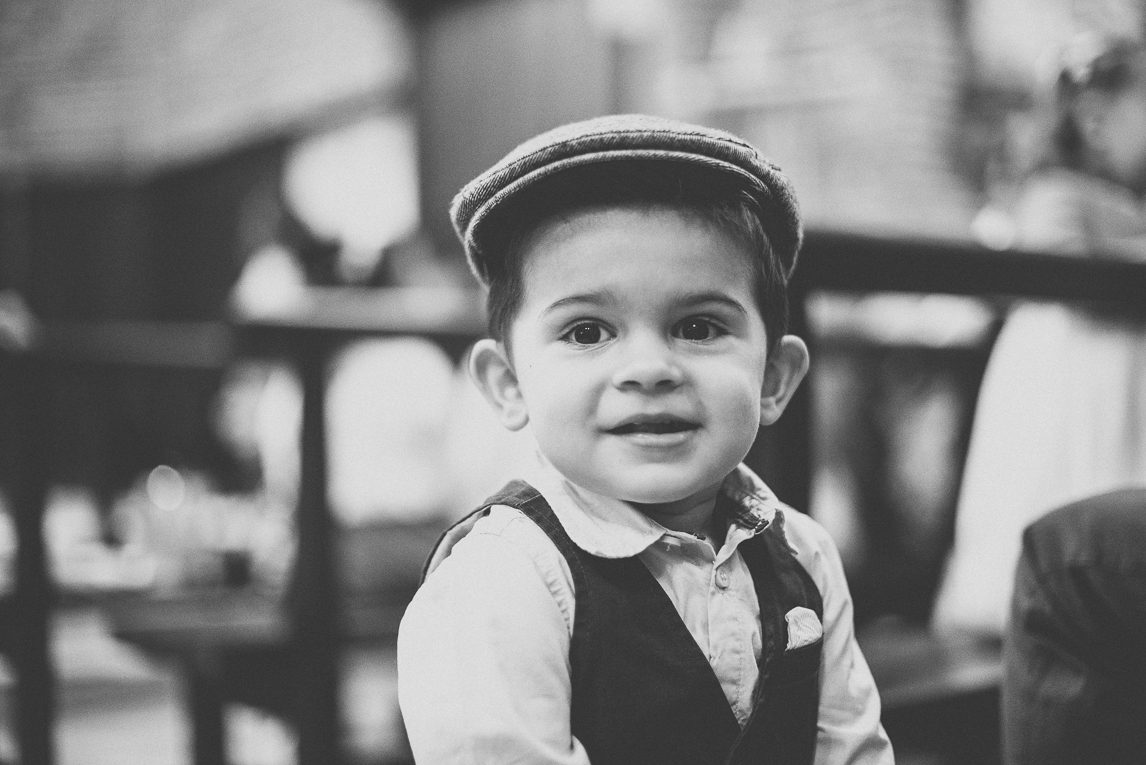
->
[611,339,684,391]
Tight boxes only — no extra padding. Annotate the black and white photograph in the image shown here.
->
[2,1,1145,764]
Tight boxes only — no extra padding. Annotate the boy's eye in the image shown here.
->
[676,318,723,341]
[565,322,611,345]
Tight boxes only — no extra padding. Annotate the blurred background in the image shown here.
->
[1,0,1144,763]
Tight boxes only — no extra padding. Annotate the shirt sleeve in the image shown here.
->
[1013,171,1146,261]
[783,509,895,765]
[397,523,590,765]
[1013,175,1091,256]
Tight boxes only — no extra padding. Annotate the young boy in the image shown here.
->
[398,115,893,765]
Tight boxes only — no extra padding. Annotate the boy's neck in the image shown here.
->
[629,485,727,547]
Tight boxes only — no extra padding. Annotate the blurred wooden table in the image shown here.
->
[10,238,1146,765]
[103,513,447,765]
[2,285,483,765]
[106,587,411,765]
[232,286,483,765]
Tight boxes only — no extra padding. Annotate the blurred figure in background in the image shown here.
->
[935,34,1146,634]
[1004,489,1146,765]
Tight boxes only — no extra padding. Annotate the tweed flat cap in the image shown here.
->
[450,113,802,286]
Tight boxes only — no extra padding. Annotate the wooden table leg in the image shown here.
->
[10,355,56,765]
[292,341,341,765]
[187,658,227,765]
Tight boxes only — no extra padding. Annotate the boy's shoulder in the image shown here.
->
[772,503,847,594]
[426,501,563,579]
[420,500,577,633]
[774,502,833,543]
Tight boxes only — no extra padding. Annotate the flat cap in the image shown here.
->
[450,113,802,286]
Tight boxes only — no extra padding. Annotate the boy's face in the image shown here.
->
[1101,80,1146,193]
[1081,55,1146,193]
[473,206,805,518]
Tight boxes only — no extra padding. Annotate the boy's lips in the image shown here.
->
[605,414,699,436]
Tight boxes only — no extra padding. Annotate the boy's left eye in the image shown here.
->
[562,321,613,346]
[675,318,723,341]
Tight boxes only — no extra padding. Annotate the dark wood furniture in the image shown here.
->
[7,233,1146,764]
[1,319,232,765]
[786,232,1146,763]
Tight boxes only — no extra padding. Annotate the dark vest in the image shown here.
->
[423,480,824,765]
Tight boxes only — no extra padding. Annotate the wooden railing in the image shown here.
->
[770,229,1146,513]
[4,230,1146,764]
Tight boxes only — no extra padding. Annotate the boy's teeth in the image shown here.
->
[614,420,689,434]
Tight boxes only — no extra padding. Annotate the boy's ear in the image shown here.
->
[469,338,530,431]
[759,335,809,427]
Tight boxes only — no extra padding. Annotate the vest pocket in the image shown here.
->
[737,638,822,765]
[769,638,823,687]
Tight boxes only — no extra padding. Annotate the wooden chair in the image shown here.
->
[1,337,54,765]
[9,234,1146,765]
[1,314,234,765]
[107,286,485,765]
[778,231,1146,763]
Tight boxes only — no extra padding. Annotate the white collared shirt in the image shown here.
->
[398,456,894,765]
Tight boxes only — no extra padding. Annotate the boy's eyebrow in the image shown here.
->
[541,290,751,317]
[678,292,751,317]
[540,291,618,316]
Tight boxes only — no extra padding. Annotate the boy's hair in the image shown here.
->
[1036,35,1146,173]
[481,161,788,352]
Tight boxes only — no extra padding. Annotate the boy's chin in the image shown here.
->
[619,486,698,506]
[561,472,689,506]
[600,476,725,509]
[549,455,736,508]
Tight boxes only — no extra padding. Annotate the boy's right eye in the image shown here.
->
[563,322,611,346]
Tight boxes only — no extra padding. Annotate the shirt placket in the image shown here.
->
[716,527,761,725]
[667,529,758,727]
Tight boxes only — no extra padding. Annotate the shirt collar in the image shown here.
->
[522,448,780,559]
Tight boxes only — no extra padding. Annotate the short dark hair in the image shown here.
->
[481,161,789,354]
[1042,36,1146,173]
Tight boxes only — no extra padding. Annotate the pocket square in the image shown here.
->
[785,606,823,650]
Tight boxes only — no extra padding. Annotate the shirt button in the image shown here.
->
[716,568,730,588]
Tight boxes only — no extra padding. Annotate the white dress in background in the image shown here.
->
[932,169,1146,634]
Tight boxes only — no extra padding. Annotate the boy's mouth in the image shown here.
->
[606,415,698,435]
